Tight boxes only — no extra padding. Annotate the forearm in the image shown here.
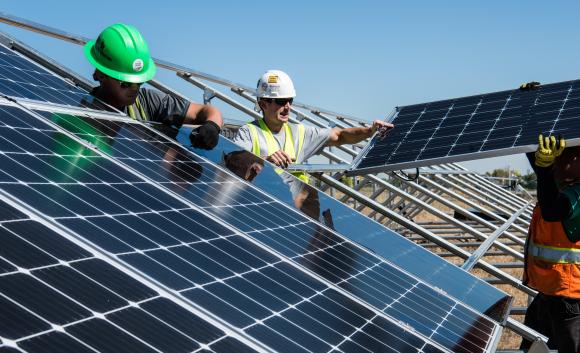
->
[183,104,223,127]
[329,126,373,146]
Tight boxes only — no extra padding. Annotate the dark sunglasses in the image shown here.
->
[264,97,293,106]
[109,76,142,89]
[118,80,142,89]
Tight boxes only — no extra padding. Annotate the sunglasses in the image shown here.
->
[118,80,142,89]
[263,97,294,106]
[109,76,142,89]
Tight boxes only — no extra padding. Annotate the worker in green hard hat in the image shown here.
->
[84,23,223,149]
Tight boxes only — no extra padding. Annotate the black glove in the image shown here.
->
[519,81,540,91]
[189,121,221,150]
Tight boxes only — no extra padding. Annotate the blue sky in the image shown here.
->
[1,1,579,173]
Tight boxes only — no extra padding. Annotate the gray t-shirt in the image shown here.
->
[126,88,190,127]
[91,87,190,127]
[233,122,331,163]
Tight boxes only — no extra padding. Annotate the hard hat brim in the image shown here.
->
[84,40,156,83]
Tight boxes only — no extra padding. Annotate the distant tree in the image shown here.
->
[485,168,522,178]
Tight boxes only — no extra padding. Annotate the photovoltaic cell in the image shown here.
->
[30,109,504,352]
[0,43,109,111]
[352,79,580,173]
[0,197,260,353]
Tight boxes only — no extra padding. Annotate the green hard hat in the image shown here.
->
[84,23,156,83]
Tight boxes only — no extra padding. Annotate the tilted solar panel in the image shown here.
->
[24,107,507,352]
[0,42,109,111]
[188,132,512,323]
[351,79,580,174]
[0,196,261,353]
[0,102,462,352]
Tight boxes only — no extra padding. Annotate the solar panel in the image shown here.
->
[351,79,580,174]
[23,107,507,352]
[188,133,512,322]
[0,42,109,111]
[0,196,262,353]
[0,101,465,353]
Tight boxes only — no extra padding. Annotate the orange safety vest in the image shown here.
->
[524,205,580,298]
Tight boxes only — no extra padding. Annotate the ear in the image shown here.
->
[258,99,267,111]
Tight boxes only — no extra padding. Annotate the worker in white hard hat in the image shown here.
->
[233,70,393,219]
[233,69,394,184]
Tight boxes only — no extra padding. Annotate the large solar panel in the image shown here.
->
[25,107,508,352]
[0,101,466,353]
[0,41,109,111]
[0,195,261,353]
[351,79,580,174]
[188,133,512,322]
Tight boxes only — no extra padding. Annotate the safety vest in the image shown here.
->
[524,205,580,298]
[246,119,309,183]
[127,97,148,121]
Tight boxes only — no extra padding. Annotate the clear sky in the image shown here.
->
[1,1,579,174]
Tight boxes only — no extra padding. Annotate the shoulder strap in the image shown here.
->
[127,96,148,121]
[246,123,261,156]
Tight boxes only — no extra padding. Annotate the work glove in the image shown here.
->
[189,121,221,150]
[535,134,566,168]
[519,81,541,91]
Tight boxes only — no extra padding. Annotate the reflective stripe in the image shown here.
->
[529,241,580,264]
[247,124,261,156]
[245,119,309,183]
[127,97,148,121]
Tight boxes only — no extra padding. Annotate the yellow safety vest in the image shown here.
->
[127,97,148,121]
[246,119,309,183]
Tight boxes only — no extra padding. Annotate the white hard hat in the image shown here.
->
[256,70,296,99]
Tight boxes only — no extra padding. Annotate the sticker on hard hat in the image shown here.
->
[132,59,144,72]
[267,75,279,83]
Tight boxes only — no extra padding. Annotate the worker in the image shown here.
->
[84,23,223,149]
[521,131,580,352]
[233,69,393,182]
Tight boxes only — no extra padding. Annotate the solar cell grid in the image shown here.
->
[36,111,502,352]
[0,103,454,352]
[353,79,580,173]
[0,197,260,353]
[0,43,109,111]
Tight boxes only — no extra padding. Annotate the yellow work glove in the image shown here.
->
[535,134,566,168]
[519,81,540,91]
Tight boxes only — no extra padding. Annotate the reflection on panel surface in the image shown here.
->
[180,127,511,322]
[26,110,504,352]
[0,105,457,352]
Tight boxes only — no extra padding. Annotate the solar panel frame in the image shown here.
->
[349,79,580,175]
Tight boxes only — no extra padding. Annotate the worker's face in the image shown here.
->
[99,74,142,108]
[260,98,293,124]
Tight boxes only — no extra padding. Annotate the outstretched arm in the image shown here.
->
[327,120,394,147]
